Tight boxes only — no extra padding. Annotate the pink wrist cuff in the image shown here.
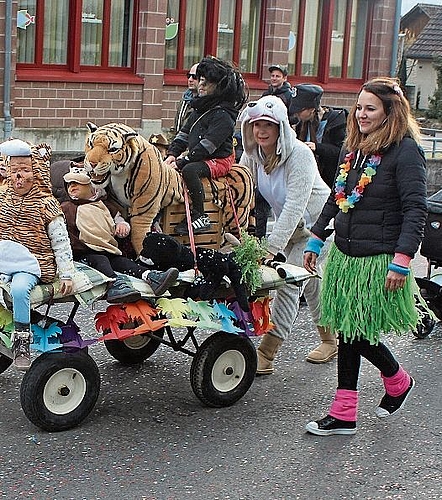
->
[392,253,411,268]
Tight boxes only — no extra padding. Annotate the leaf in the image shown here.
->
[30,323,62,352]
[156,297,198,327]
[186,298,221,329]
[231,230,267,294]
[59,321,98,348]
[0,306,13,329]
[229,301,254,336]
[211,301,243,334]
[156,297,191,317]
[0,332,12,349]
[124,300,168,333]
[95,306,133,340]
[250,297,274,335]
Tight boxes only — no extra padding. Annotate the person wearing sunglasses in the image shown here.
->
[171,63,199,139]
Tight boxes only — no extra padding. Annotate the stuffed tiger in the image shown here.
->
[83,122,254,254]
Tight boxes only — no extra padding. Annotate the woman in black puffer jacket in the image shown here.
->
[303,77,427,437]
[165,56,247,235]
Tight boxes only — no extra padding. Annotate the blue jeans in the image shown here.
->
[10,272,39,325]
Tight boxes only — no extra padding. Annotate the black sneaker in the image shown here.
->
[191,214,211,233]
[174,218,189,236]
[12,331,31,371]
[305,415,357,436]
[106,278,141,304]
[145,268,179,296]
[174,214,211,235]
[375,377,415,418]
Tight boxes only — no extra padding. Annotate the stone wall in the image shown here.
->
[426,159,442,195]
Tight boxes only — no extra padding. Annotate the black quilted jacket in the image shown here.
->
[311,137,427,258]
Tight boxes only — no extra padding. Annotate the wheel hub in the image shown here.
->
[43,367,87,415]
[59,386,70,397]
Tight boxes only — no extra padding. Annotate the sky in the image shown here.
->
[401,0,442,15]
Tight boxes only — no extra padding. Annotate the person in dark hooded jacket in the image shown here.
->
[290,84,348,189]
[261,65,293,110]
[165,56,247,235]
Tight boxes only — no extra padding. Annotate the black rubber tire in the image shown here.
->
[0,353,13,374]
[413,314,436,339]
[104,329,164,365]
[20,350,100,432]
[190,331,257,407]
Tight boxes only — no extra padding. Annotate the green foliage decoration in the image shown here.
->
[231,230,268,295]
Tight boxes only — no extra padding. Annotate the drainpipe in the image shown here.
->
[390,0,402,77]
[3,0,13,139]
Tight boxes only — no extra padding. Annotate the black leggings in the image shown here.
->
[337,334,399,390]
[181,162,211,217]
[79,252,149,280]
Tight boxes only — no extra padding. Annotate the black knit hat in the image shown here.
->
[290,84,324,113]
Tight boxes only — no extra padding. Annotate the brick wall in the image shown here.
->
[1,0,401,150]
[13,83,144,129]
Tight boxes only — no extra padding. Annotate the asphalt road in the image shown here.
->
[1,259,442,500]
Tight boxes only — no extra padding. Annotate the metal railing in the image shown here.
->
[420,128,442,159]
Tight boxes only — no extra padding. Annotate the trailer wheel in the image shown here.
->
[104,329,164,365]
[0,354,13,374]
[190,332,257,407]
[413,314,436,339]
[20,350,100,432]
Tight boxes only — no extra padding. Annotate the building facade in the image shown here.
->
[0,0,399,152]
[400,4,442,110]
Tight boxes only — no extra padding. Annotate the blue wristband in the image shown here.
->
[387,263,410,276]
[304,237,324,256]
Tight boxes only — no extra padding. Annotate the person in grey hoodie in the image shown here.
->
[239,95,333,374]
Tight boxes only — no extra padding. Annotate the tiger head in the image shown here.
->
[83,122,140,189]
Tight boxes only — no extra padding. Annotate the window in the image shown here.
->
[16,0,139,82]
[165,0,264,75]
[288,0,372,83]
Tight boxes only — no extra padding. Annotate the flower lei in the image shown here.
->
[334,151,382,213]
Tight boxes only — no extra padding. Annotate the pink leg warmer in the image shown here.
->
[381,366,411,397]
[329,389,358,422]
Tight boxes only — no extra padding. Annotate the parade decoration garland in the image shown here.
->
[0,296,274,355]
[335,152,382,213]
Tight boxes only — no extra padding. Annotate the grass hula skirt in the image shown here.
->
[320,244,421,345]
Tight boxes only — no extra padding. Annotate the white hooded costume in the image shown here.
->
[239,95,331,339]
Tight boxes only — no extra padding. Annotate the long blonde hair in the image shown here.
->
[345,77,421,155]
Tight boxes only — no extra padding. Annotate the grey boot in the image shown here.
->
[256,333,284,375]
[12,322,32,371]
[143,268,179,296]
[106,277,141,304]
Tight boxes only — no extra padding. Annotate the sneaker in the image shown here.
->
[174,218,189,236]
[305,415,357,436]
[106,278,141,304]
[12,331,31,371]
[375,377,415,418]
[174,214,211,235]
[145,268,179,296]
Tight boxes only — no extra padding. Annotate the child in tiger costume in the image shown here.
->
[165,56,248,235]
[0,139,76,371]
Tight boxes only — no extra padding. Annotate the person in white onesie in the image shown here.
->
[239,95,333,374]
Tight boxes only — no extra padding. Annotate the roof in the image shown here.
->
[406,9,442,59]
[401,3,442,26]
